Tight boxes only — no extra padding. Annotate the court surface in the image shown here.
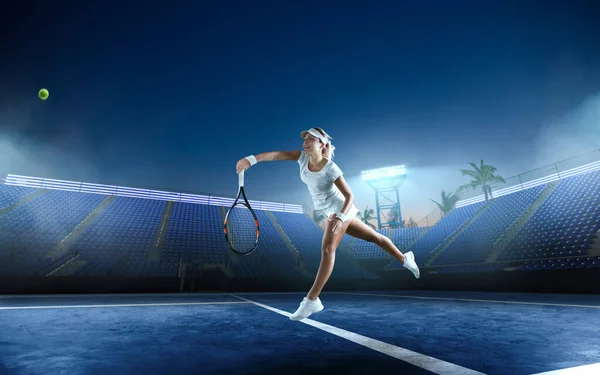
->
[1,290,599,375]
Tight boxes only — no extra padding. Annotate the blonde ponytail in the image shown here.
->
[312,127,335,160]
[323,141,335,160]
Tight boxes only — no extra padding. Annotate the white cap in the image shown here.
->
[300,128,329,144]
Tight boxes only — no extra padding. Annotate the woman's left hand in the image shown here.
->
[331,217,343,235]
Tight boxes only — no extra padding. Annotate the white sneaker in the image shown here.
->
[403,251,420,279]
[289,297,324,320]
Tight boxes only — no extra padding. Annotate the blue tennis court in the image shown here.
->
[1,291,599,375]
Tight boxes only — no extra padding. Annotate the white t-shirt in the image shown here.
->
[297,151,346,212]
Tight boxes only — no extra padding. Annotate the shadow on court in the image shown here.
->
[1,291,599,374]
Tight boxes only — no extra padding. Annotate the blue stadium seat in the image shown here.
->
[0,185,38,209]
[398,201,487,266]
[0,188,107,276]
[1,168,598,279]
[498,171,600,262]
[432,185,545,265]
[350,228,388,260]
[228,210,304,280]
[70,197,166,277]
[271,211,377,279]
[161,203,228,267]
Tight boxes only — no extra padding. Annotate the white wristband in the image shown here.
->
[245,155,257,166]
[336,212,348,222]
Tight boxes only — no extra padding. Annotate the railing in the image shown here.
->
[1,174,304,214]
[416,207,444,228]
[416,148,600,227]
[455,148,600,207]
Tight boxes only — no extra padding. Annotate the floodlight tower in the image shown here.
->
[361,165,407,229]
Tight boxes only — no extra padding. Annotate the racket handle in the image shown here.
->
[238,170,244,187]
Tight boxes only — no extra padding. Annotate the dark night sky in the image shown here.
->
[1,0,599,221]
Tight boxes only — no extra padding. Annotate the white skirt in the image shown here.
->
[316,200,359,221]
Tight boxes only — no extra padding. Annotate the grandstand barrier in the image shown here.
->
[416,206,443,228]
[456,148,600,207]
[1,174,303,213]
[2,150,599,295]
[2,266,599,294]
[415,148,600,227]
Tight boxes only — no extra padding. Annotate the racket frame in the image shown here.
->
[223,170,260,255]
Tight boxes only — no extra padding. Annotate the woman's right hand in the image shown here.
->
[236,158,251,174]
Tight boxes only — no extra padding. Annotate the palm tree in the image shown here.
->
[388,206,401,228]
[457,159,505,200]
[357,206,377,229]
[402,217,418,228]
[430,190,460,216]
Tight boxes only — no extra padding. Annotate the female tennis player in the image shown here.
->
[236,127,420,320]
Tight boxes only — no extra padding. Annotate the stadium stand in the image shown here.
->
[345,227,425,261]
[227,209,305,280]
[431,184,547,265]
[162,203,229,269]
[0,164,599,282]
[498,170,600,264]
[385,201,488,270]
[271,211,377,279]
[349,228,389,260]
[518,256,600,271]
[391,227,427,253]
[0,185,39,210]
[384,170,599,273]
[0,188,106,276]
[70,196,168,277]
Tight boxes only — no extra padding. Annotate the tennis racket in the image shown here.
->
[223,170,260,255]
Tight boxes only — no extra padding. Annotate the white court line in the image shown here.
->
[334,292,600,309]
[230,294,485,375]
[529,362,600,374]
[0,301,249,310]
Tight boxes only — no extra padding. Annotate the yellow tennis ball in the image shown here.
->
[38,88,49,100]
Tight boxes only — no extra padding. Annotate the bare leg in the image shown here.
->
[345,218,406,264]
[306,214,352,300]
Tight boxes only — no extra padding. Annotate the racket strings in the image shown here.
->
[225,204,259,253]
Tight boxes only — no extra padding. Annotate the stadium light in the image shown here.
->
[361,165,406,181]
[360,165,407,229]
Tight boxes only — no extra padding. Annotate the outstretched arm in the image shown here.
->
[236,150,301,173]
[256,150,302,162]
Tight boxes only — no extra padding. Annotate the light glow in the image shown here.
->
[361,165,407,181]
